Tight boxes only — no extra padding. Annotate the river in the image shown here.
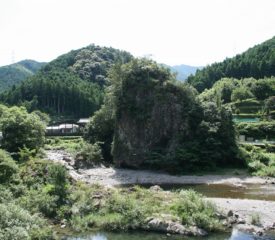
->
[64,229,275,240]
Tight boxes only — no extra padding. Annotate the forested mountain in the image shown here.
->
[170,64,202,81]
[0,60,46,92]
[0,45,132,118]
[187,36,275,92]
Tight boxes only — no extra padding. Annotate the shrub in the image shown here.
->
[18,188,58,218]
[170,190,220,231]
[48,164,68,205]
[0,149,18,183]
[0,203,53,240]
[75,142,103,168]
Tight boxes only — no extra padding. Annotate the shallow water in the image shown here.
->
[124,183,275,201]
[64,229,275,240]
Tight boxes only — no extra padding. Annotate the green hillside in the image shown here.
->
[187,36,275,92]
[0,60,46,92]
[0,45,132,118]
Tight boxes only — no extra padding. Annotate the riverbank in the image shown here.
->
[209,198,275,230]
[45,150,274,187]
[45,150,275,235]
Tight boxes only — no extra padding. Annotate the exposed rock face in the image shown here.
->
[110,60,237,169]
[113,77,199,168]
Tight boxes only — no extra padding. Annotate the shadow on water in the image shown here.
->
[64,229,275,240]
[120,183,275,201]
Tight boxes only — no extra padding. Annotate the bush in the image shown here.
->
[48,164,68,205]
[0,149,18,183]
[18,188,58,218]
[0,106,46,153]
[75,142,103,168]
[0,203,54,240]
[170,190,220,231]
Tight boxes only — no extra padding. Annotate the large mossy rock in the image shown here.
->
[113,76,199,168]
[99,59,239,171]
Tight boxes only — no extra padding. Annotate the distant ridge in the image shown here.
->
[170,64,203,81]
[0,60,46,92]
[187,36,275,92]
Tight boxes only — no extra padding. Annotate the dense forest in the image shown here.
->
[0,60,46,93]
[187,36,275,92]
[0,45,132,118]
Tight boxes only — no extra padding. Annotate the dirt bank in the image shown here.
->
[45,150,272,187]
[209,198,275,229]
[45,150,275,230]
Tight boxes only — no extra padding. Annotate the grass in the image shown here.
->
[68,183,222,233]
[45,136,84,155]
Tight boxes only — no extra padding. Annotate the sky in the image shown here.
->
[0,0,274,67]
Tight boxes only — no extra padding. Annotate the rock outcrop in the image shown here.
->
[112,59,237,169]
[145,217,208,236]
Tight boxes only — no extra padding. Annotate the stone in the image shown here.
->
[227,210,234,217]
[214,212,227,220]
[228,216,237,224]
[237,218,246,224]
[149,185,163,192]
[146,218,207,236]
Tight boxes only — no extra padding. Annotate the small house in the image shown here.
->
[59,124,79,133]
[46,123,80,135]
[77,118,90,126]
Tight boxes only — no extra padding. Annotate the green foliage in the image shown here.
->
[231,87,254,102]
[265,96,275,114]
[0,106,46,153]
[45,136,84,155]
[0,60,46,93]
[240,145,275,177]
[236,121,275,139]
[187,36,275,92]
[84,104,114,162]
[0,45,132,118]
[0,203,54,240]
[171,190,220,231]
[18,147,36,162]
[47,164,68,205]
[69,183,222,233]
[75,142,103,168]
[0,149,18,183]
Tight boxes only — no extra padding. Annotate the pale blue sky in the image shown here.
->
[0,0,274,67]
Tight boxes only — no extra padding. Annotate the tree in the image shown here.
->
[231,87,254,102]
[0,106,46,153]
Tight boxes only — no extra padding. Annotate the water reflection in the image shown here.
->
[64,229,275,240]
[121,183,275,201]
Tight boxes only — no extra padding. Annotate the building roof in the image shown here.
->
[77,118,90,124]
[47,124,79,130]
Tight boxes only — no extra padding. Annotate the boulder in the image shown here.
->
[149,185,163,192]
[146,217,208,236]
